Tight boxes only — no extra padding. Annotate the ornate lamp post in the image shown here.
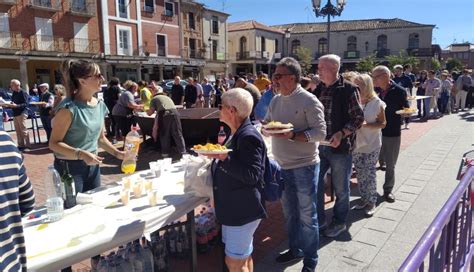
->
[312,0,346,54]
[285,28,291,57]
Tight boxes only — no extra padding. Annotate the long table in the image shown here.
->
[23,160,207,271]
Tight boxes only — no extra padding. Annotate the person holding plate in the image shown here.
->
[204,88,267,272]
[264,57,326,272]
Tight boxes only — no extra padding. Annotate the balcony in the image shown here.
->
[182,48,204,59]
[30,35,68,52]
[236,51,265,60]
[0,32,23,49]
[0,0,19,5]
[69,0,96,17]
[374,48,391,58]
[28,0,61,11]
[69,38,99,53]
[407,47,433,57]
[344,50,360,59]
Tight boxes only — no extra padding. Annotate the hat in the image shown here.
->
[393,65,403,70]
[38,83,49,89]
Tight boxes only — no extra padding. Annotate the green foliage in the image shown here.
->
[385,50,419,69]
[294,46,313,75]
[431,57,441,71]
[445,58,464,72]
[356,54,376,72]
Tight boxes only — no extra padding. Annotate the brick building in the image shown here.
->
[0,0,101,90]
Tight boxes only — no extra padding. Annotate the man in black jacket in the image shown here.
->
[372,66,409,203]
[6,79,30,150]
[184,77,198,108]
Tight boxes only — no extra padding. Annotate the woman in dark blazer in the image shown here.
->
[205,88,267,272]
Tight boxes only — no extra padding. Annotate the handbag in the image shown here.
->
[184,155,213,199]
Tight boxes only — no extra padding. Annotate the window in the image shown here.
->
[275,39,279,53]
[212,39,218,60]
[164,2,174,16]
[291,39,300,55]
[71,0,87,13]
[347,36,357,51]
[365,41,369,52]
[0,13,10,48]
[212,16,219,34]
[157,34,166,56]
[116,26,132,55]
[144,0,154,13]
[189,38,196,58]
[117,0,128,18]
[188,12,195,30]
[261,37,266,52]
[408,33,419,49]
[35,17,53,51]
[377,34,387,50]
[318,38,327,55]
[73,22,88,53]
[240,36,247,53]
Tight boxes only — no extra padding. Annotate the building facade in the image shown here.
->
[272,18,435,71]
[442,43,474,69]
[0,0,100,90]
[228,20,284,76]
[201,7,229,80]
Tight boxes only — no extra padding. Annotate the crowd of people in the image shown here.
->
[0,54,472,272]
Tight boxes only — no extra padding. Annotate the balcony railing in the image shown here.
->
[30,35,68,52]
[0,0,18,5]
[407,47,433,57]
[344,50,360,59]
[69,38,99,53]
[400,160,474,272]
[182,48,204,59]
[0,32,23,49]
[236,51,265,60]
[69,0,96,17]
[28,0,61,11]
[374,48,391,58]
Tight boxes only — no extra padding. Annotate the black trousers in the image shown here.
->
[113,115,132,138]
[158,109,186,155]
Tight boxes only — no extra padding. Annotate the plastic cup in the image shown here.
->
[162,158,172,171]
[122,177,131,190]
[120,189,130,205]
[147,190,159,206]
[144,179,153,191]
[133,180,143,197]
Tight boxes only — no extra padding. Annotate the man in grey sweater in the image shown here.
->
[264,57,326,272]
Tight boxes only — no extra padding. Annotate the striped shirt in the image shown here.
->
[0,130,35,272]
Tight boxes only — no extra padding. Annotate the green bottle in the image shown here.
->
[61,162,76,209]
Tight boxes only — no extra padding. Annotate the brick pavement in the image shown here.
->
[7,111,462,271]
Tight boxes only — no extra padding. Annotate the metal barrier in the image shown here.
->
[399,159,474,272]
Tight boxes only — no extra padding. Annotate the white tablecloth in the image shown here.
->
[23,161,207,272]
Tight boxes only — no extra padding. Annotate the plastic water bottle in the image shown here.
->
[121,126,141,174]
[45,165,64,222]
[217,126,226,145]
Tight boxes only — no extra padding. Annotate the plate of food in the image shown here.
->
[192,143,232,155]
[262,121,294,134]
[395,108,418,115]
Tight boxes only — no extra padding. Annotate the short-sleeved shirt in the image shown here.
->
[150,94,176,113]
[112,90,134,117]
[354,97,386,153]
[55,98,108,156]
[140,87,152,110]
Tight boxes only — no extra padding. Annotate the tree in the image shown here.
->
[356,54,376,72]
[445,57,464,72]
[431,57,441,71]
[294,46,313,75]
[385,50,419,69]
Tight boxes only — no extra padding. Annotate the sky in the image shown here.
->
[200,0,474,49]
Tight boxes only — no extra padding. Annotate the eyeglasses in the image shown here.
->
[86,73,104,80]
[272,73,293,80]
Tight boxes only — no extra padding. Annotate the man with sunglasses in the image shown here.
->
[265,57,326,272]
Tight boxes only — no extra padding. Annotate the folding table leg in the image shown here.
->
[187,210,197,272]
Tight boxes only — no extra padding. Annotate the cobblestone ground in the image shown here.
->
[9,112,448,271]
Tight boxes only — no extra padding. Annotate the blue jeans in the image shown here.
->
[54,158,101,193]
[317,146,353,226]
[281,164,320,269]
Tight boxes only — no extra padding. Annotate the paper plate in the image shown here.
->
[191,149,232,155]
[395,109,418,115]
[262,128,293,134]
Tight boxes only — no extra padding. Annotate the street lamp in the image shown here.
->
[285,28,291,57]
[312,0,346,54]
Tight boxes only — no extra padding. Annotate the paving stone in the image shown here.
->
[339,241,379,264]
[409,174,431,181]
[397,184,424,195]
[402,179,427,188]
[374,208,406,222]
[393,191,419,203]
[364,217,399,233]
[353,228,390,248]
[323,256,369,272]
[383,200,412,212]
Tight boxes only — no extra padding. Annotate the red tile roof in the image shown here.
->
[228,20,285,34]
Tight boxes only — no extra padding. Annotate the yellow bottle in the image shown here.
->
[121,126,141,174]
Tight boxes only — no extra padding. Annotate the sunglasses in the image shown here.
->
[272,73,293,80]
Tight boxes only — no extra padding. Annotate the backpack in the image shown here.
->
[261,155,284,202]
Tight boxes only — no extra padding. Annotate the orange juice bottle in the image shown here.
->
[121,126,141,174]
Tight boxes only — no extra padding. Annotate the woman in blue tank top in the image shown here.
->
[49,59,125,194]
